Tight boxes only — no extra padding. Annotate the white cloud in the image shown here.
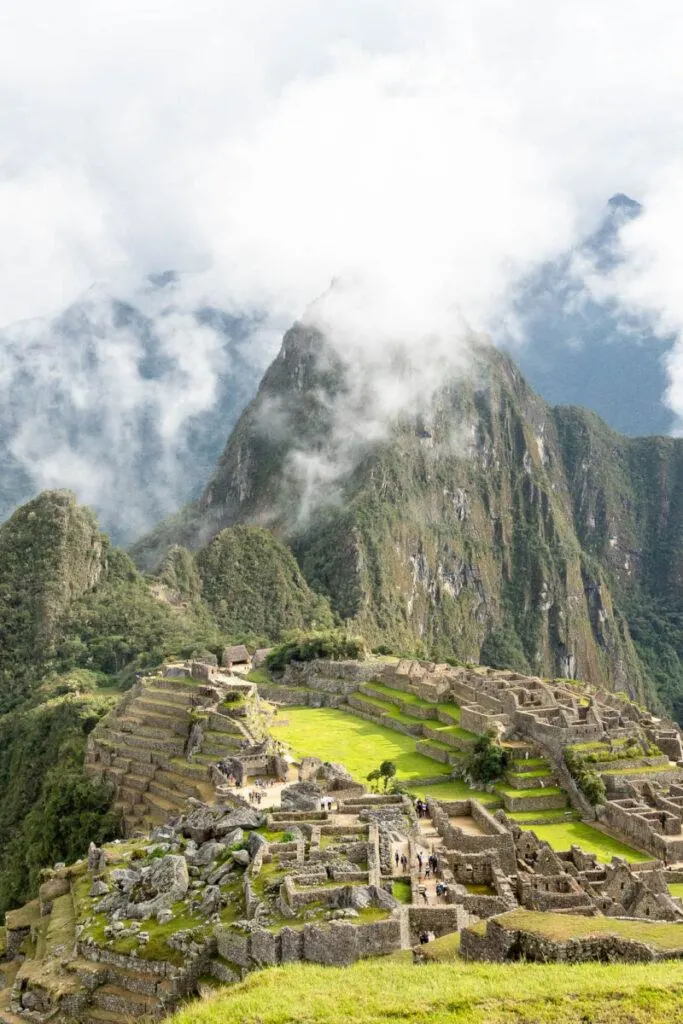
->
[2,1,683,530]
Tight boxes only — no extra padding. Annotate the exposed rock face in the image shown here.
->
[281,782,325,812]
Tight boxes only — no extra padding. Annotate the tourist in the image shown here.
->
[320,800,326,811]
[419,932,429,945]
[419,886,428,904]
[417,853,423,874]
[328,799,333,811]
[395,851,400,869]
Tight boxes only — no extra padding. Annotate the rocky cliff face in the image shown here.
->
[133,326,683,718]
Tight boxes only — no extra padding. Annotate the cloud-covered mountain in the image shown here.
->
[0,273,269,542]
[506,194,674,437]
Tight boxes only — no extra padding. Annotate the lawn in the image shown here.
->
[270,707,450,782]
[669,883,683,899]
[406,779,499,806]
[497,908,683,951]
[170,957,683,1024]
[520,821,651,863]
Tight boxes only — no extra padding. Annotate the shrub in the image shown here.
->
[465,734,509,785]
[564,748,606,806]
[266,630,369,673]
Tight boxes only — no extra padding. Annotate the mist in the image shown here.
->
[2,2,683,536]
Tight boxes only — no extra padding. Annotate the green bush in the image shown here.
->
[266,630,369,673]
[564,748,606,806]
[465,734,509,785]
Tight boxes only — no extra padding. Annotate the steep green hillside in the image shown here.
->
[134,326,672,712]
[0,492,224,914]
[195,525,333,640]
[0,671,119,915]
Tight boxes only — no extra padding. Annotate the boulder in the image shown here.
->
[125,855,190,920]
[182,806,221,845]
[221,828,245,849]
[187,841,225,867]
[248,832,268,858]
[215,807,264,834]
[281,781,324,812]
[89,880,110,898]
[232,849,251,867]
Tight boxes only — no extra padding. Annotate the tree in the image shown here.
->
[379,760,397,791]
[465,734,509,785]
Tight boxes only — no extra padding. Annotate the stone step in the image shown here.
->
[92,984,159,1016]
[154,770,203,799]
[144,679,198,698]
[499,789,568,813]
[129,697,192,717]
[116,721,188,741]
[82,1010,123,1024]
[120,710,188,733]
[101,730,185,755]
[119,786,148,806]
[148,780,191,804]
[208,713,243,735]
[168,758,211,779]
[142,791,186,815]
[505,771,554,790]
[106,964,163,997]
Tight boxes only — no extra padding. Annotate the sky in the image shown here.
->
[2,1,683,535]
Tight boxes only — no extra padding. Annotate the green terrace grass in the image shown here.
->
[506,768,552,779]
[169,957,683,1024]
[270,707,450,782]
[430,723,478,741]
[354,694,424,727]
[669,883,683,898]
[507,810,579,824]
[497,908,683,951]
[519,821,650,863]
[245,668,271,684]
[601,764,674,775]
[496,784,563,798]
[509,756,547,768]
[406,779,499,806]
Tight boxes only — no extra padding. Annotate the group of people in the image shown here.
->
[414,799,430,819]
[418,930,436,944]
[416,851,440,877]
[394,851,409,872]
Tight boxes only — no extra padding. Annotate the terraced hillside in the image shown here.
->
[85,667,258,835]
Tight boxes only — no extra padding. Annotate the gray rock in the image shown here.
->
[125,855,190,920]
[215,807,264,834]
[110,869,141,892]
[248,832,268,858]
[188,841,225,867]
[182,806,220,845]
[200,885,222,916]
[206,864,233,886]
[220,828,244,849]
[232,849,251,867]
[89,880,110,898]
[156,909,174,925]
[281,781,324,812]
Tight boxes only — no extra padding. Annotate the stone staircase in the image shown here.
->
[86,673,257,836]
[494,748,569,815]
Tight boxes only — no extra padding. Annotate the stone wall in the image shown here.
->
[216,918,401,968]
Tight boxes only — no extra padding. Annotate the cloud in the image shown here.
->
[2,1,683,531]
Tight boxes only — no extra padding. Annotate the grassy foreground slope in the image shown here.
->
[173,959,683,1024]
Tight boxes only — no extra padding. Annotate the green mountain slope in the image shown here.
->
[195,525,333,641]
[132,326,683,719]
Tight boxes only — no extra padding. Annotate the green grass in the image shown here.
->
[406,780,499,806]
[246,668,271,684]
[520,822,651,862]
[507,810,578,824]
[270,707,450,782]
[497,908,683,951]
[390,880,412,904]
[496,785,564,798]
[506,769,552,779]
[669,883,683,898]
[168,957,683,1023]
[420,930,461,961]
[509,757,546,769]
